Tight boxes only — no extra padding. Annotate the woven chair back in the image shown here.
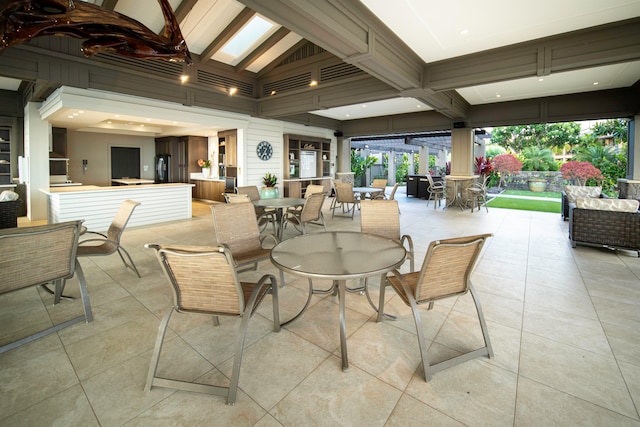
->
[300,192,326,222]
[415,233,491,302]
[154,244,244,315]
[388,183,399,200]
[304,184,325,198]
[211,202,262,255]
[106,200,140,245]
[224,193,251,204]
[371,179,387,189]
[360,200,400,241]
[236,186,261,201]
[0,220,82,294]
[334,182,357,203]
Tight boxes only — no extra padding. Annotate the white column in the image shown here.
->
[629,116,640,180]
[419,146,428,174]
[450,128,474,176]
[24,102,50,221]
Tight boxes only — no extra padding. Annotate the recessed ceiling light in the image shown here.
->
[593,81,599,85]
[67,115,74,119]
[496,94,501,98]
[140,124,144,127]
[115,115,120,118]
[460,29,469,36]
[538,78,544,82]
[416,104,422,108]
[362,104,367,108]
[270,90,277,95]
[107,120,112,124]
[145,118,151,121]
[172,121,177,125]
[345,114,350,117]
[78,110,84,114]
[229,87,238,95]
[180,75,189,84]
[309,80,318,87]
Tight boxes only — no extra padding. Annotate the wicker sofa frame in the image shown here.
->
[0,200,19,229]
[568,204,640,256]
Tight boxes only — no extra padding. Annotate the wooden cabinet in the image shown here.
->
[407,175,444,199]
[218,130,237,167]
[51,127,67,156]
[191,179,224,202]
[283,177,332,198]
[0,126,11,185]
[155,136,207,183]
[283,134,331,196]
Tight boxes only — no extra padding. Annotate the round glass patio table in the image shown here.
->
[270,231,406,371]
[253,197,305,240]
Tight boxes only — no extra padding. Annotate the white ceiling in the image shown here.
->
[3,0,639,134]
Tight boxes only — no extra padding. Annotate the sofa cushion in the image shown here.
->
[576,197,639,212]
[564,185,601,203]
[0,190,19,201]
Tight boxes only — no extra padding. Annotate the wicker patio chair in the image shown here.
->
[0,199,19,229]
[331,181,360,219]
[144,243,280,405]
[0,220,92,353]
[286,192,327,234]
[76,199,141,277]
[425,174,446,209]
[379,233,494,381]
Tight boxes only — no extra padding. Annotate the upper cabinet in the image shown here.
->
[284,134,330,179]
[0,126,11,184]
[218,130,237,167]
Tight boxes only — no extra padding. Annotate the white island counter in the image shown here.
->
[40,183,194,231]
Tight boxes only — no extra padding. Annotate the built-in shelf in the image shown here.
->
[0,126,12,185]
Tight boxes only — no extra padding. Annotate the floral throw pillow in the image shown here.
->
[576,198,639,212]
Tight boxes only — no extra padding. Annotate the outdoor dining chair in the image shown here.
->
[378,233,493,381]
[466,175,489,213]
[210,202,279,274]
[425,174,446,209]
[330,181,360,219]
[0,220,92,353]
[144,243,280,405]
[285,192,327,234]
[235,186,277,233]
[76,199,141,277]
[370,178,388,199]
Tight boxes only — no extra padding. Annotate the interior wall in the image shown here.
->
[66,131,155,186]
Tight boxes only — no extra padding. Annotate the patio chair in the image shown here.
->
[379,233,494,381]
[370,179,388,199]
[76,199,141,277]
[0,220,92,353]
[210,202,278,273]
[331,181,360,219]
[425,174,446,209]
[467,175,489,213]
[235,185,277,234]
[144,243,280,405]
[286,192,327,234]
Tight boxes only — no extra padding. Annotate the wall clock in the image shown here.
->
[256,140,273,161]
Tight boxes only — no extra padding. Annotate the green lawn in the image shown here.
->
[486,190,561,213]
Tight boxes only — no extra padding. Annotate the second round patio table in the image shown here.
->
[253,197,306,240]
[270,231,406,371]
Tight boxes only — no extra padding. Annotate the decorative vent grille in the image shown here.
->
[320,63,364,82]
[94,53,184,78]
[262,72,312,96]
[196,70,254,97]
[278,42,326,67]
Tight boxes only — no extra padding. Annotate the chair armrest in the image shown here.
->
[260,233,279,247]
[400,234,414,255]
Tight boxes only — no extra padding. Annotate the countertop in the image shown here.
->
[41,183,193,194]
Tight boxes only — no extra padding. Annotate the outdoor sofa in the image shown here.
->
[568,197,640,255]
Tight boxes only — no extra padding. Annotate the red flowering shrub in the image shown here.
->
[492,154,522,187]
[560,161,602,186]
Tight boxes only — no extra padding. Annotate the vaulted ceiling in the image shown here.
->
[1,0,639,138]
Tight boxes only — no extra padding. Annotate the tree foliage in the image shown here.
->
[559,161,602,186]
[492,154,522,187]
[491,123,581,151]
[520,146,558,171]
[351,150,377,180]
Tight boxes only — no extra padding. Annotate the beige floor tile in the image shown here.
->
[405,359,517,427]
[523,284,598,319]
[271,357,402,426]
[386,393,466,426]
[601,321,640,366]
[523,303,612,356]
[515,377,640,426]
[0,384,100,427]
[519,332,636,417]
[618,361,640,417]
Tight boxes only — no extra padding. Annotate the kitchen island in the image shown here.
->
[40,183,194,231]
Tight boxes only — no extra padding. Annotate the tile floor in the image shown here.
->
[1,188,640,426]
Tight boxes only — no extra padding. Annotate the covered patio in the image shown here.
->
[1,191,639,425]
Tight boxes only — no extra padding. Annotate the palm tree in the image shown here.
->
[574,145,617,164]
[520,147,558,171]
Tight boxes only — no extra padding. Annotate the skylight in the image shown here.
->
[221,16,274,58]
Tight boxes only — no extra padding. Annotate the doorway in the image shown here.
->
[111,147,140,179]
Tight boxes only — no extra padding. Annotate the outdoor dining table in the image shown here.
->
[270,231,406,371]
[445,175,478,210]
[253,197,306,240]
[352,186,383,199]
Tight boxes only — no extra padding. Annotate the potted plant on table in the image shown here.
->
[261,172,279,199]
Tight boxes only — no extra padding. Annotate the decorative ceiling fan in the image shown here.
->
[0,0,192,63]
